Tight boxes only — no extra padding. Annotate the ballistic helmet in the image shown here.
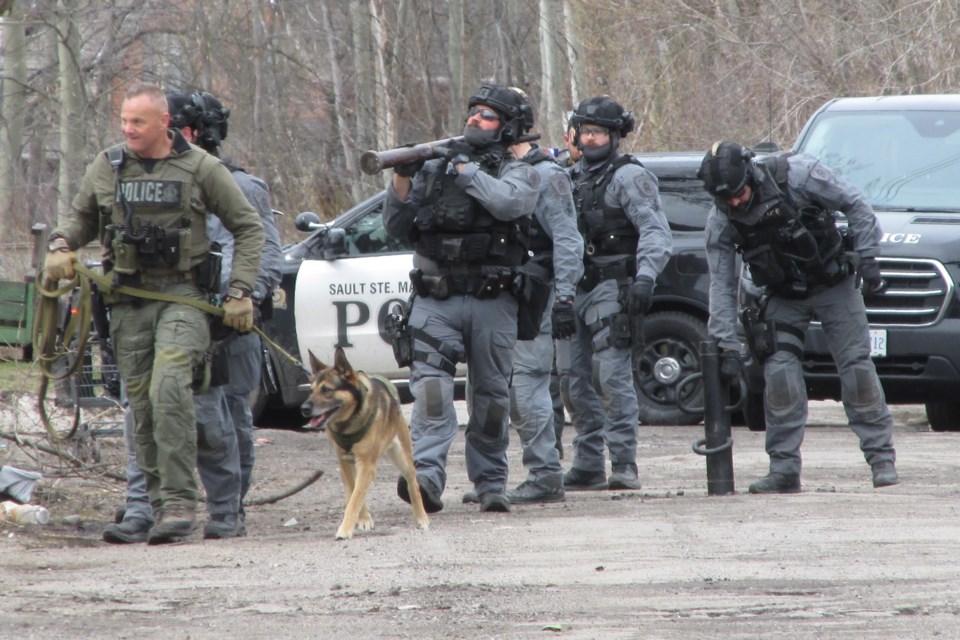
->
[698,141,755,200]
[467,84,534,143]
[166,91,230,154]
[569,96,635,137]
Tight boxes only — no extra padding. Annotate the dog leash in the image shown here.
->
[34,260,303,439]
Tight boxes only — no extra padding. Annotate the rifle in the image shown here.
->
[359,133,542,175]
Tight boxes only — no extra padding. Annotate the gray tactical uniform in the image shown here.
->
[383,150,539,500]
[560,155,672,477]
[705,153,895,476]
[196,167,282,520]
[509,147,583,490]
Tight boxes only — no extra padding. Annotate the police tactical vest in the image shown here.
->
[726,153,847,297]
[413,146,529,267]
[106,143,212,274]
[572,154,641,258]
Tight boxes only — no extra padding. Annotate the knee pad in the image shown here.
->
[765,367,802,413]
[841,362,883,410]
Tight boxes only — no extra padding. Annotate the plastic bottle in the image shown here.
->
[1,500,50,525]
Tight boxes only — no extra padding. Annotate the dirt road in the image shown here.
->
[1,401,958,639]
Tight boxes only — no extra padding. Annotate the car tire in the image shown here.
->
[925,401,960,432]
[634,311,706,426]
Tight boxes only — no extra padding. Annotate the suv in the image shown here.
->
[791,94,960,431]
[255,153,716,425]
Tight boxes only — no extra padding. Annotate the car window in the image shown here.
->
[658,179,711,231]
[341,202,412,256]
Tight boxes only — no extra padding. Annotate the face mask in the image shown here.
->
[463,125,499,149]
[581,141,612,164]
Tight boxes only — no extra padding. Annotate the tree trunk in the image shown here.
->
[56,0,85,223]
[539,0,565,147]
[0,5,26,238]
[447,0,465,131]
[562,0,585,110]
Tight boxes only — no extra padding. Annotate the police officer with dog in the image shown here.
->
[560,96,672,492]
[699,141,898,493]
[383,84,540,513]
[44,83,264,544]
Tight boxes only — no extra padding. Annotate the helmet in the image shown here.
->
[698,141,755,200]
[467,84,534,143]
[166,91,230,154]
[569,96,635,137]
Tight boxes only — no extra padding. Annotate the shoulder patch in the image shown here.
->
[635,173,657,197]
[810,164,833,182]
[549,172,572,197]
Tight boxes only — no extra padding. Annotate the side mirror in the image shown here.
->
[323,228,347,260]
[295,211,322,232]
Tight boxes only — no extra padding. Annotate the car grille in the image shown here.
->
[866,257,952,326]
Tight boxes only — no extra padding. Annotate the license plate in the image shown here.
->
[870,329,887,358]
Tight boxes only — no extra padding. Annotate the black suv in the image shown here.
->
[256,152,716,425]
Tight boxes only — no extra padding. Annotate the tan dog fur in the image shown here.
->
[301,347,429,539]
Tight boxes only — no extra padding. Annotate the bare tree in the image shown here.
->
[56,0,84,222]
[0,3,27,245]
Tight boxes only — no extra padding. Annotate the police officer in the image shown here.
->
[383,84,540,513]
[560,96,672,492]
[699,141,898,493]
[462,98,584,505]
[45,83,264,544]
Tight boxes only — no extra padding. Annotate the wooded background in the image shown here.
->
[0,0,958,278]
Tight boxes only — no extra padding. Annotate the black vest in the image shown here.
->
[572,154,641,258]
[725,154,847,297]
[412,147,528,268]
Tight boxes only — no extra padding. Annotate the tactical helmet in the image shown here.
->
[467,84,534,143]
[569,96,635,138]
[698,141,755,200]
[166,91,230,154]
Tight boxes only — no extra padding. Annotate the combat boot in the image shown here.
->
[102,518,152,544]
[506,480,565,504]
[871,460,899,488]
[748,473,801,494]
[479,491,511,513]
[462,490,480,504]
[607,467,642,491]
[147,504,197,545]
[203,513,247,540]
[563,467,608,491]
[397,475,444,513]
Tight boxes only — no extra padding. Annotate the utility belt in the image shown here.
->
[765,251,857,299]
[579,259,635,293]
[414,229,527,267]
[409,268,516,301]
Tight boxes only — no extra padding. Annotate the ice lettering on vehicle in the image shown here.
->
[880,233,921,244]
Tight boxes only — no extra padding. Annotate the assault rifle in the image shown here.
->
[359,133,541,175]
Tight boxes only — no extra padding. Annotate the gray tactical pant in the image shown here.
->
[408,293,517,497]
[222,332,262,502]
[557,279,639,475]
[509,310,563,489]
[763,276,896,476]
[195,384,239,517]
[120,396,154,525]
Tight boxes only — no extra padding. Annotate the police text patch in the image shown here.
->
[116,180,184,207]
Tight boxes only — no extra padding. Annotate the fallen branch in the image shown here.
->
[244,469,325,506]
[0,430,126,482]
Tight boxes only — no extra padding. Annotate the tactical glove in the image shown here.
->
[627,276,655,316]
[394,158,425,178]
[43,248,77,282]
[222,290,254,333]
[719,350,743,385]
[551,297,577,339]
[859,257,885,296]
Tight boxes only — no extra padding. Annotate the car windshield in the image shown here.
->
[800,110,960,211]
[658,178,711,231]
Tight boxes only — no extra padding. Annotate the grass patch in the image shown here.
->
[0,355,41,394]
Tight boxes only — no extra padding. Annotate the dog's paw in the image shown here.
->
[357,515,375,531]
[335,528,353,540]
[416,516,430,531]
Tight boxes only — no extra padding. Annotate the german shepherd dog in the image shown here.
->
[301,347,429,539]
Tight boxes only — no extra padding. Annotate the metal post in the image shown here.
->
[697,339,735,495]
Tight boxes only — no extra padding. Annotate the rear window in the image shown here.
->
[799,110,960,211]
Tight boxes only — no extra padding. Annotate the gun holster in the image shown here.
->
[740,306,777,363]
[385,302,413,368]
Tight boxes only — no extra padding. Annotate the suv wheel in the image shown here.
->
[634,311,706,426]
[925,401,960,432]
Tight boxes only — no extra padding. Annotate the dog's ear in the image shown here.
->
[333,346,355,378]
[308,350,327,374]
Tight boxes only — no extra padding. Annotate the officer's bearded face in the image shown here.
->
[727,184,753,211]
[120,94,171,158]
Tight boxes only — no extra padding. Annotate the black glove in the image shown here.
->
[719,350,742,385]
[627,276,655,316]
[394,158,424,178]
[859,257,885,296]
[551,297,576,339]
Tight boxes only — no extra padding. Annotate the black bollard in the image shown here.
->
[694,340,735,495]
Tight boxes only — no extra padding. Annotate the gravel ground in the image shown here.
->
[0,398,958,639]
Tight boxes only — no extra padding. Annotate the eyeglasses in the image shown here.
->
[468,107,501,122]
[579,125,610,138]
